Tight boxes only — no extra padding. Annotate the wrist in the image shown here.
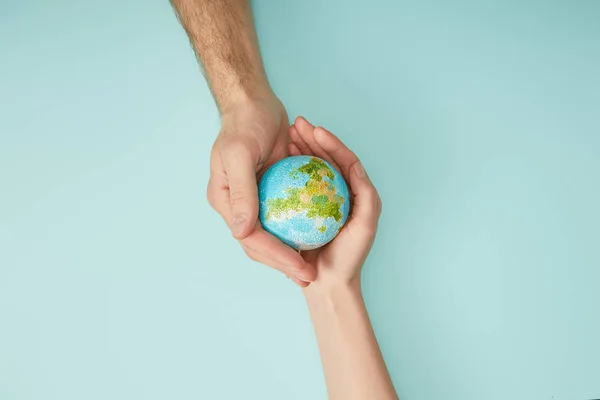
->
[218,75,275,115]
[303,277,362,305]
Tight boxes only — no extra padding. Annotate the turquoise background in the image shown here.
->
[1,1,599,399]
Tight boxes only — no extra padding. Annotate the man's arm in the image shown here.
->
[170,0,314,285]
[170,0,271,112]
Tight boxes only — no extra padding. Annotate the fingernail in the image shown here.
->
[294,269,314,283]
[232,215,246,235]
[291,277,305,286]
[355,162,366,178]
[290,263,305,270]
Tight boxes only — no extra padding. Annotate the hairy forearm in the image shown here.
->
[304,281,398,400]
[170,0,272,112]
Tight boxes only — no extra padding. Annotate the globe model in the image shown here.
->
[258,155,350,250]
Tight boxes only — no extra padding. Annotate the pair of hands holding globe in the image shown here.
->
[207,93,382,288]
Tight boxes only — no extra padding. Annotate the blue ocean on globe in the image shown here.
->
[258,155,350,250]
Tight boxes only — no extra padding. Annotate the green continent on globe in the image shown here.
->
[265,157,345,223]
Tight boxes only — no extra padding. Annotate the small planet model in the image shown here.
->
[258,155,350,250]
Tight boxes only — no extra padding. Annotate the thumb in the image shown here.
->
[221,144,259,239]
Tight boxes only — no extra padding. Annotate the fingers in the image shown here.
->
[293,117,341,171]
[208,179,316,283]
[208,142,316,284]
[207,177,232,223]
[242,245,310,288]
[240,226,317,283]
[288,141,302,156]
[291,277,310,287]
[220,143,259,239]
[289,125,313,156]
[312,126,381,232]
[346,161,382,235]
[313,126,359,179]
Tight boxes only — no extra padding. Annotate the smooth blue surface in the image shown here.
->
[258,156,349,250]
[1,1,599,399]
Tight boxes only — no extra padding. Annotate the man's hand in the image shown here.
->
[170,0,316,284]
[208,93,316,284]
[208,94,286,238]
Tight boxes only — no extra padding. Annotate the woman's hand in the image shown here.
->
[288,117,396,400]
[287,116,382,288]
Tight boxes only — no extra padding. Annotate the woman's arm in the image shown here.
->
[289,117,398,399]
[305,281,397,400]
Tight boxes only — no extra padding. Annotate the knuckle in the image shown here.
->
[242,247,258,262]
[226,139,249,154]
[221,137,256,159]
[229,190,250,208]
[357,222,378,239]
[247,253,259,263]
[210,142,220,160]
[206,185,215,207]
[366,186,379,204]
